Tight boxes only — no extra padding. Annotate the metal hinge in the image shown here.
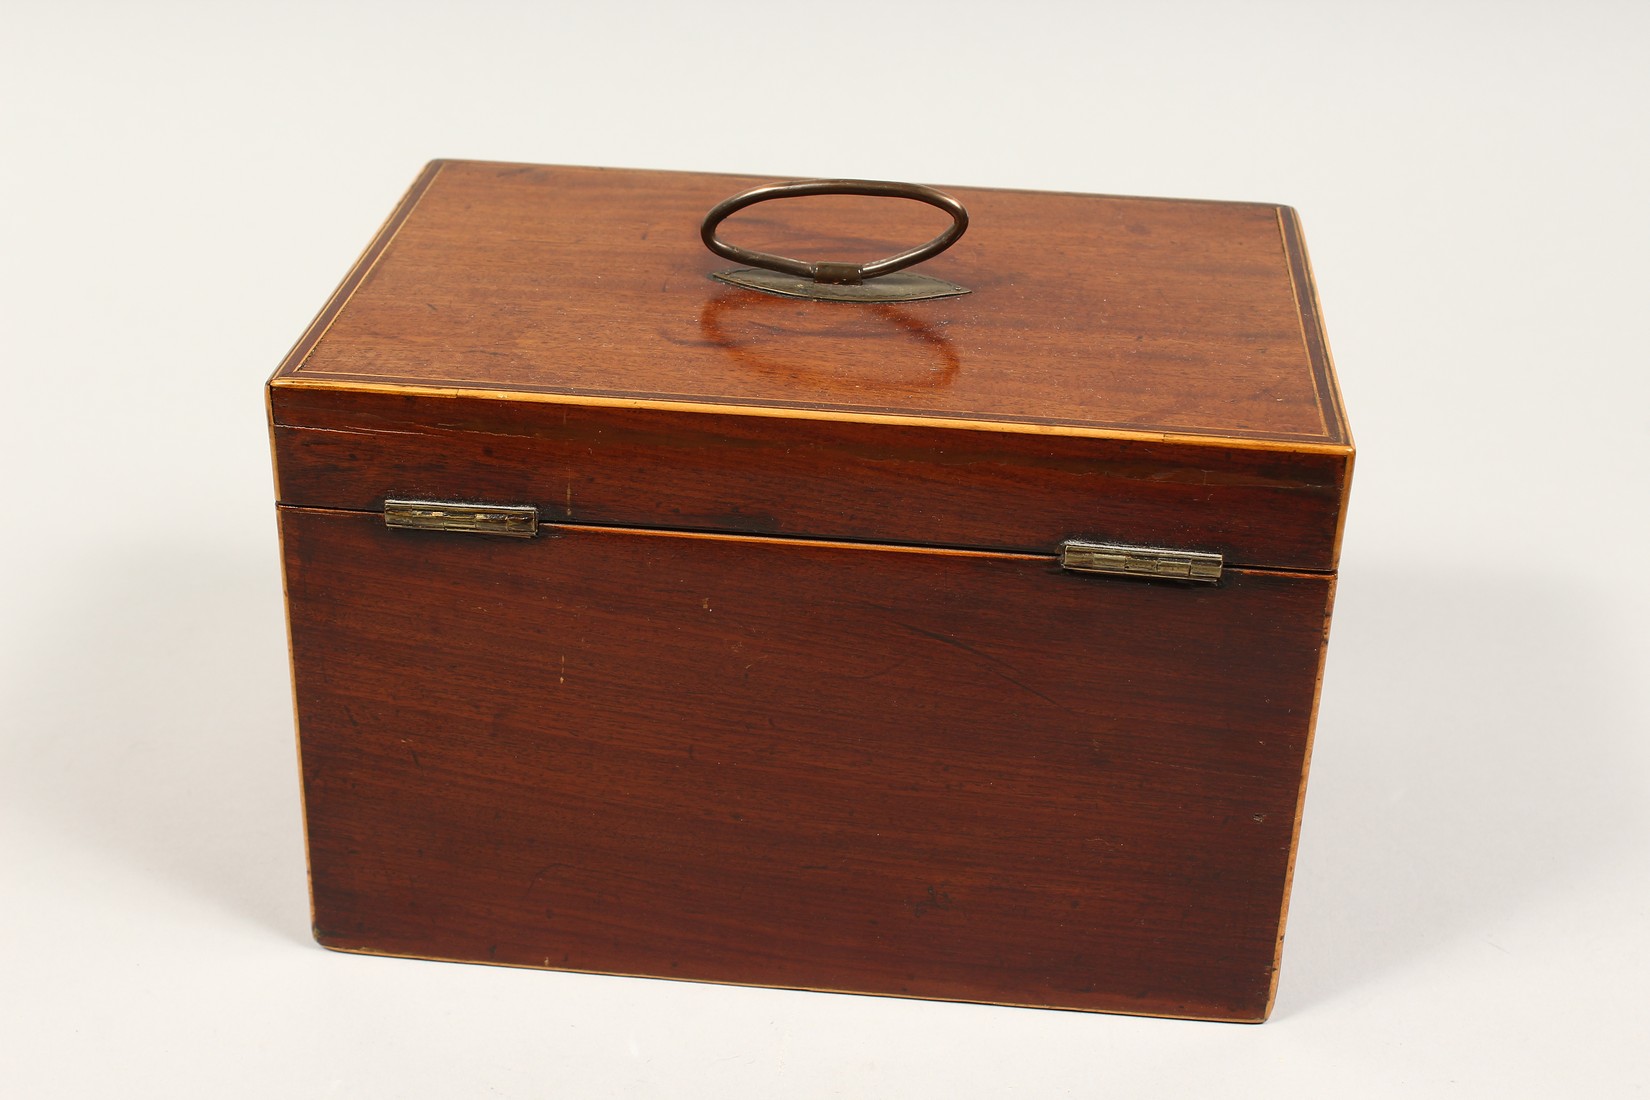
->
[1059,539,1223,583]
[383,499,539,538]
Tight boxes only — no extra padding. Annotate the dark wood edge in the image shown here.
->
[274,372,1345,446]
[267,160,447,385]
[1276,207,1356,565]
[1263,571,1339,1019]
[265,381,282,504]
[1276,207,1352,448]
[273,507,320,934]
[312,941,1265,1022]
[268,376,1357,456]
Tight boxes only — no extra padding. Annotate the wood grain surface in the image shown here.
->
[281,509,1336,1021]
[271,386,1349,572]
[270,160,1350,446]
[270,160,1353,1021]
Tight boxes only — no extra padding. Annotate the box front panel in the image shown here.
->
[281,509,1333,1021]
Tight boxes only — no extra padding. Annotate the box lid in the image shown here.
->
[269,160,1352,571]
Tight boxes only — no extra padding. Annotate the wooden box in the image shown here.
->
[268,160,1352,1022]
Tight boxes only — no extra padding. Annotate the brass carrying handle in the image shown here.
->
[700,179,969,287]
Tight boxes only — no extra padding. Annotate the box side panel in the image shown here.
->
[270,386,1350,572]
[281,508,1335,1021]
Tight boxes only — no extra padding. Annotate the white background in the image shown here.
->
[4,2,1648,1096]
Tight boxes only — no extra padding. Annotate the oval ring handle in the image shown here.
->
[700,179,969,286]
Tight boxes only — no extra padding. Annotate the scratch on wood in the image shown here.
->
[910,884,955,917]
[897,622,1074,713]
